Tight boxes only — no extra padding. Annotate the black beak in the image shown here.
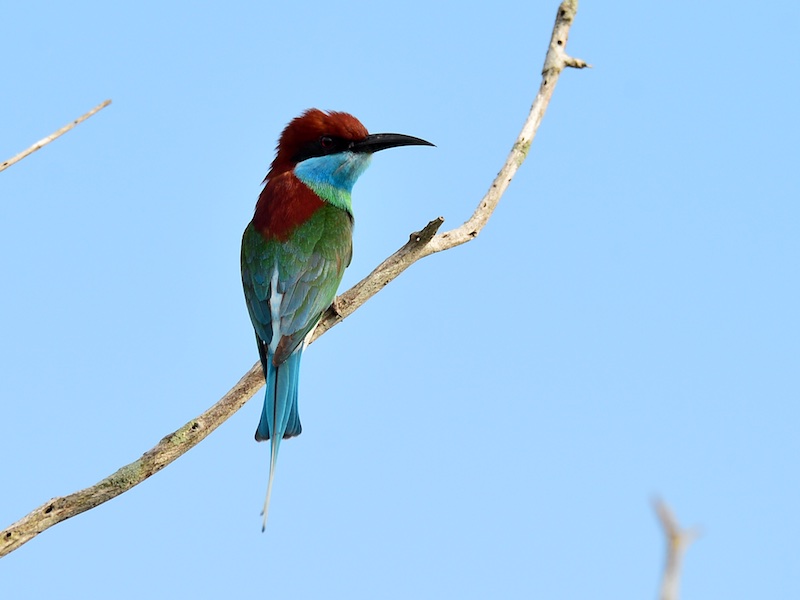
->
[349,133,435,154]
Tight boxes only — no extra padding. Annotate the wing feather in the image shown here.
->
[241,206,352,366]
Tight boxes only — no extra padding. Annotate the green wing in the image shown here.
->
[241,205,353,365]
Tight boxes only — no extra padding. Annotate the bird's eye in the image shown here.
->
[319,136,334,149]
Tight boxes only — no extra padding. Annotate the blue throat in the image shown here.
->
[294,152,372,213]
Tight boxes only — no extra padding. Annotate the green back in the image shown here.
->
[241,204,353,364]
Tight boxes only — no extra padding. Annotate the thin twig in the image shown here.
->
[0,1,588,557]
[0,99,112,173]
[654,498,700,600]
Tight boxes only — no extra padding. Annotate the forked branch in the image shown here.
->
[654,498,700,600]
[0,1,588,557]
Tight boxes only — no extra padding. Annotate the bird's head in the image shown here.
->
[266,109,433,193]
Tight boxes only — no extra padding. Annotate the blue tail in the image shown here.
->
[255,348,303,531]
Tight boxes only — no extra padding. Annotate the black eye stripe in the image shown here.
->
[293,136,349,163]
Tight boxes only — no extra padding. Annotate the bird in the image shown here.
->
[241,109,433,530]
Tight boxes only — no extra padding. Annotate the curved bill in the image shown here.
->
[349,133,435,154]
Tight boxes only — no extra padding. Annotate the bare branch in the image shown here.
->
[313,216,445,339]
[315,0,589,337]
[654,498,700,600]
[1,364,263,555]
[1,1,588,557]
[427,0,589,255]
[0,100,112,173]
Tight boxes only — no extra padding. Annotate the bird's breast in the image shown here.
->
[252,173,326,242]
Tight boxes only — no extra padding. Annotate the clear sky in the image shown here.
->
[2,1,799,598]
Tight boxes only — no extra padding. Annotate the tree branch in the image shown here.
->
[0,1,588,557]
[654,498,700,600]
[0,100,112,173]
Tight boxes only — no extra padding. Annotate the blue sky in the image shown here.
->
[2,1,799,597]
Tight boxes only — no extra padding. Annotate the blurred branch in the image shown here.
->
[654,498,700,600]
[0,99,111,173]
[0,0,588,557]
